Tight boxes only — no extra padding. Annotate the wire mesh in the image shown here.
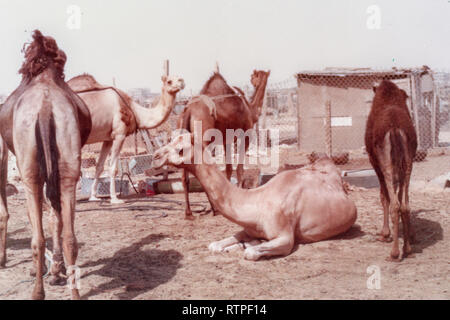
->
[78,67,450,195]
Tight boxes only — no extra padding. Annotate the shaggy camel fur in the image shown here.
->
[365,80,418,261]
[67,73,184,203]
[0,30,92,299]
[152,133,357,260]
[178,70,270,219]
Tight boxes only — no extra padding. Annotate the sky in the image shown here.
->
[0,0,449,95]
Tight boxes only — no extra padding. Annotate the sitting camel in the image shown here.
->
[67,73,185,203]
[152,133,357,260]
[365,80,417,261]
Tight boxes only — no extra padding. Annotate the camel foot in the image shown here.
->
[376,235,392,242]
[244,247,261,261]
[184,214,196,221]
[32,288,45,300]
[0,257,5,268]
[110,198,125,204]
[49,275,67,286]
[403,252,416,259]
[88,196,102,202]
[71,290,81,300]
[385,255,401,262]
[208,242,225,253]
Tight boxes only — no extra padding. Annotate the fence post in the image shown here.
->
[164,59,169,77]
[296,87,301,150]
[324,100,332,157]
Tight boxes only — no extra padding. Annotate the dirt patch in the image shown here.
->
[0,157,449,300]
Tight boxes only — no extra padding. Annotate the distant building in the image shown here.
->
[127,88,154,106]
[295,66,441,152]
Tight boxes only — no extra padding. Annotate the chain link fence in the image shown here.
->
[79,67,450,196]
[259,67,450,172]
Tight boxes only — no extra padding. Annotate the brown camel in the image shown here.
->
[152,133,357,260]
[178,70,270,219]
[67,73,185,204]
[365,80,418,261]
[0,30,92,299]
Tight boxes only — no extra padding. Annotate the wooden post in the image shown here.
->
[324,100,332,157]
[296,87,301,150]
[410,75,421,149]
[163,59,169,77]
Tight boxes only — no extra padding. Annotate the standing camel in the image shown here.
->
[152,133,357,260]
[0,30,91,299]
[67,73,185,204]
[178,70,270,219]
[365,80,417,261]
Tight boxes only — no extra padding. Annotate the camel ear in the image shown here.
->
[161,75,167,83]
[373,86,377,93]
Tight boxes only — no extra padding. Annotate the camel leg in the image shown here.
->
[0,140,8,268]
[89,141,113,202]
[243,234,295,261]
[182,169,194,220]
[377,182,392,242]
[60,178,81,300]
[225,164,233,181]
[109,136,126,204]
[208,231,252,253]
[400,156,414,256]
[23,183,46,300]
[376,137,400,261]
[49,207,66,286]
[236,164,244,188]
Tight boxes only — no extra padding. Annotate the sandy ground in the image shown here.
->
[0,155,449,300]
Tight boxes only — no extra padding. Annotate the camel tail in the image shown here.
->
[35,104,61,213]
[389,129,407,187]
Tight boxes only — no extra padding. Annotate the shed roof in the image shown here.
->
[296,66,430,80]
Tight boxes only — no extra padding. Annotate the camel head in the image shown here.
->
[372,80,409,110]
[153,133,194,168]
[251,70,271,88]
[161,75,185,95]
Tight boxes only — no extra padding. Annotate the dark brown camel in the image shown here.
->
[365,80,417,261]
[177,70,270,219]
[0,30,91,299]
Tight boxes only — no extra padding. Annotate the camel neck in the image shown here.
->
[249,79,268,121]
[131,89,176,129]
[188,163,254,227]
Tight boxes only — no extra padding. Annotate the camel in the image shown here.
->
[365,80,418,261]
[177,70,270,219]
[152,133,357,260]
[67,72,185,204]
[0,30,92,299]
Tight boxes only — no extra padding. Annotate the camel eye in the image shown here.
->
[168,80,172,85]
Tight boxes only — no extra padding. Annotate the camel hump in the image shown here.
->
[67,73,105,92]
[198,95,217,119]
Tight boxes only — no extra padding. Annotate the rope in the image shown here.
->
[0,247,53,298]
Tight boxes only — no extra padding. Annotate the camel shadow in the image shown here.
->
[79,233,183,300]
[409,212,443,253]
[330,224,365,241]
